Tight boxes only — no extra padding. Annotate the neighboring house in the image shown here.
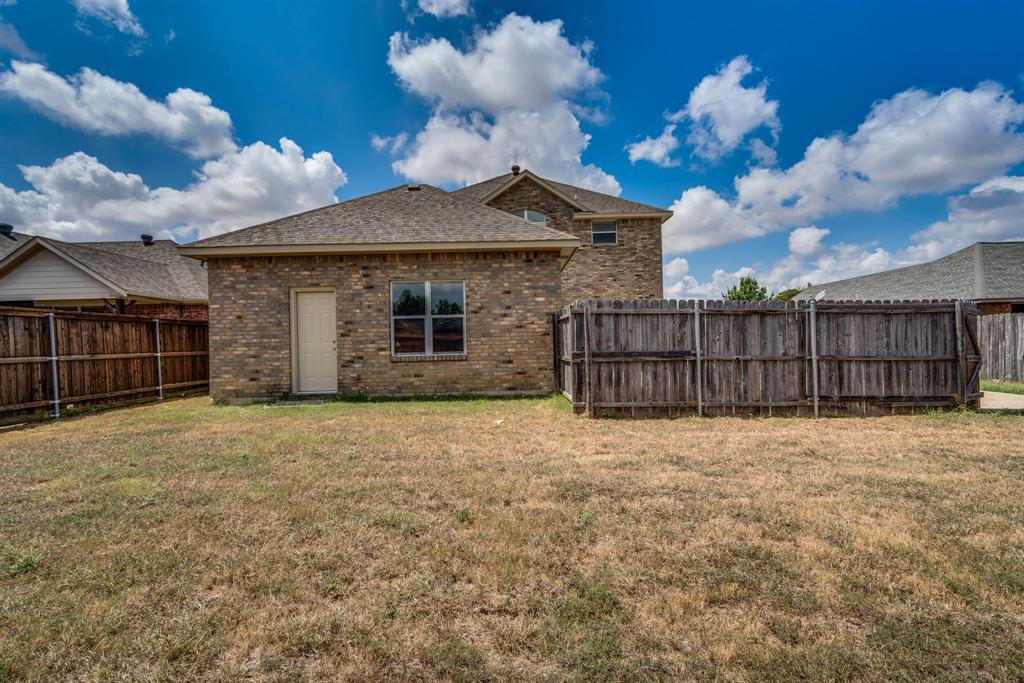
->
[454,166,671,303]
[0,226,208,319]
[796,241,1024,314]
[179,183,585,400]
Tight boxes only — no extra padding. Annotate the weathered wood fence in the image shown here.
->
[554,299,982,417]
[1,307,208,423]
[979,313,1024,382]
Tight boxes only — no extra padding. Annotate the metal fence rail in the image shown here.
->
[554,299,982,417]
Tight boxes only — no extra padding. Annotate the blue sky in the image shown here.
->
[1,0,1023,297]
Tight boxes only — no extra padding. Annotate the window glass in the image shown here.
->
[520,209,546,224]
[392,283,426,315]
[432,317,465,353]
[592,221,618,245]
[431,281,465,315]
[393,318,426,354]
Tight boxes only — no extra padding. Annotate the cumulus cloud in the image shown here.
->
[663,256,755,299]
[625,124,680,167]
[910,175,1024,259]
[664,82,1024,254]
[388,13,619,193]
[0,139,347,242]
[416,0,470,18]
[370,132,409,154]
[70,0,144,37]
[0,61,235,158]
[671,55,780,161]
[0,17,39,60]
[787,226,829,256]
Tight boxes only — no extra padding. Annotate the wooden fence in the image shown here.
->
[1,307,208,423]
[979,313,1024,382]
[554,299,982,417]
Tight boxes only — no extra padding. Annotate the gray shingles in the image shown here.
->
[452,171,670,214]
[1,236,208,302]
[0,232,32,260]
[796,242,1024,301]
[182,184,579,249]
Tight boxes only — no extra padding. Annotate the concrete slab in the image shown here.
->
[980,391,1024,413]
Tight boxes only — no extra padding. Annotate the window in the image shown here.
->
[517,209,547,224]
[592,220,618,245]
[391,281,465,356]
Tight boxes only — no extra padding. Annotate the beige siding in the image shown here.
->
[0,249,118,302]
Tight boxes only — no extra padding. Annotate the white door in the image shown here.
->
[295,291,337,393]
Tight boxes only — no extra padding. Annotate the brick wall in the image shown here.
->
[205,250,561,401]
[978,301,1013,315]
[485,176,664,303]
[125,302,209,320]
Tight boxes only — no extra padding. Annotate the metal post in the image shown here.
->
[47,312,60,420]
[809,300,819,418]
[583,303,594,415]
[154,319,164,400]
[694,301,703,417]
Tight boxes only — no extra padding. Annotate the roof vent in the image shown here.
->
[406,184,422,191]
[140,233,154,246]
[0,223,12,239]
[511,164,521,176]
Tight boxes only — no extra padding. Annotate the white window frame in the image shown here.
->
[390,280,467,357]
[591,220,618,246]
[517,209,547,224]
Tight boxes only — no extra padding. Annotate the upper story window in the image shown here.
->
[591,220,618,245]
[516,209,547,224]
[391,281,466,356]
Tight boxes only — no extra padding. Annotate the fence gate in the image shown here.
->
[979,313,1024,382]
[554,299,982,417]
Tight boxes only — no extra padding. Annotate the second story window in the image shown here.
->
[592,221,618,245]
[517,209,547,224]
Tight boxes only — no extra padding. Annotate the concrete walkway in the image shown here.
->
[980,391,1024,412]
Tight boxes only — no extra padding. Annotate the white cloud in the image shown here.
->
[625,124,680,167]
[788,226,829,256]
[671,55,780,162]
[663,256,755,299]
[370,132,409,154]
[0,16,39,61]
[664,82,1024,254]
[910,175,1024,260]
[417,0,470,18]
[0,61,235,158]
[0,139,347,242]
[70,0,144,37]
[388,13,618,193]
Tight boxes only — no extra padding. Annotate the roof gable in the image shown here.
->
[452,169,672,217]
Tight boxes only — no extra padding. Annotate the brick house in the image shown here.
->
[0,228,208,319]
[795,241,1024,314]
[180,171,671,401]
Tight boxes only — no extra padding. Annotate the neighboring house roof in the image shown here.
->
[180,184,580,266]
[0,236,208,302]
[0,231,32,260]
[796,242,1024,302]
[452,169,672,217]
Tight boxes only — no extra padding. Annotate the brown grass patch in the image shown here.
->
[1,397,1023,680]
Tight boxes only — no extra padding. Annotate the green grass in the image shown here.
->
[1,396,1024,680]
[983,380,1024,395]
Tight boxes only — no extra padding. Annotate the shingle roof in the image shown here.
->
[795,242,1024,302]
[183,184,578,249]
[0,231,32,260]
[0,236,208,302]
[452,171,671,215]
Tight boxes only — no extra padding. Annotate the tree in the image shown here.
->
[723,276,768,301]
[773,287,802,301]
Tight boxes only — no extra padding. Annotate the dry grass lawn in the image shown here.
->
[2,396,1024,681]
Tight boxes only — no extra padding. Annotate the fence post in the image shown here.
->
[154,319,164,400]
[954,300,965,404]
[809,300,819,418]
[47,312,60,420]
[584,302,593,415]
[693,301,703,417]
